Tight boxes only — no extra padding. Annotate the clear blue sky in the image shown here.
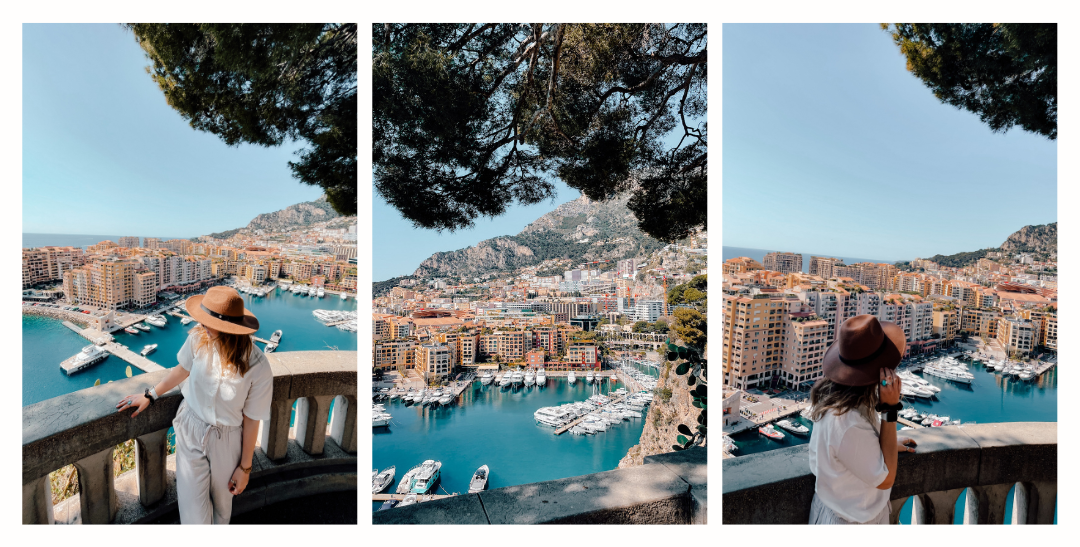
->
[723,24,1057,262]
[22,24,325,237]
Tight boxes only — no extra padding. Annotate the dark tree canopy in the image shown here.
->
[125,23,357,215]
[884,23,1056,140]
[373,23,706,242]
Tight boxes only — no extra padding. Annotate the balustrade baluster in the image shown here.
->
[1030,480,1057,524]
[22,475,53,524]
[330,394,357,453]
[888,496,909,524]
[261,397,296,460]
[135,429,169,506]
[1012,482,1029,525]
[73,447,117,524]
[968,483,1012,524]
[295,395,336,455]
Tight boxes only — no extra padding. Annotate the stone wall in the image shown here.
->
[619,362,700,467]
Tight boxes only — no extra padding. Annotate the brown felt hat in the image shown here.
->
[185,286,260,335]
[821,315,906,386]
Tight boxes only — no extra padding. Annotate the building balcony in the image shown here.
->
[23,350,357,524]
[722,422,1055,524]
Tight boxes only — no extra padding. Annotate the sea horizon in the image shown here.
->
[722,245,903,274]
[23,233,194,250]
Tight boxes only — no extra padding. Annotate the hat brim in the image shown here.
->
[821,321,906,387]
[185,294,260,335]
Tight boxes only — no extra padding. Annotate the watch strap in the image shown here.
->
[884,410,898,423]
[144,388,156,406]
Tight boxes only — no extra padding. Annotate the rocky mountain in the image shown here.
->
[1000,222,1057,255]
[245,195,344,232]
[412,193,667,278]
[619,363,702,468]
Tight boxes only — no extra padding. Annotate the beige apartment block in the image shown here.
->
[808,256,842,279]
[721,293,788,390]
[932,308,958,345]
[374,340,416,372]
[779,314,829,389]
[996,317,1039,356]
[763,252,803,274]
[416,343,451,381]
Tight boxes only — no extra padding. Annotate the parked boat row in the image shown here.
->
[288,284,324,298]
[922,356,975,384]
[534,387,653,435]
[312,309,358,332]
[376,462,490,511]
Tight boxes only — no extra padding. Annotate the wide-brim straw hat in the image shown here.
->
[821,314,906,387]
[185,286,260,335]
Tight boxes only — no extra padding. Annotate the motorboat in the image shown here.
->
[397,494,418,507]
[759,424,786,441]
[439,392,453,405]
[536,367,546,386]
[511,370,524,386]
[524,370,535,386]
[372,466,395,494]
[480,371,494,385]
[317,288,325,298]
[269,330,283,345]
[377,499,397,511]
[586,371,595,384]
[124,327,139,335]
[568,371,577,385]
[62,344,109,375]
[140,344,158,356]
[180,317,193,325]
[397,464,423,494]
[133,323,151,332]
[340,292,348,300]
[373,412,391,427]
[264,343,277,353]
[723,435,738,453]
[775,419,809,435]
[145,315,167,327]
[499,375,512,389]
[410,460,442,494]
[1018,369,1034,381]
[468,465,489,494]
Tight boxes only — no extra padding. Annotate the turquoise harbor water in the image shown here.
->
[729,355,1057,524]
[372,361,660,511]
[23,287,357,406]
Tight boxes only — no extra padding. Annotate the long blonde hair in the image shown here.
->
[191,324,253,376]
[808,377,880,430]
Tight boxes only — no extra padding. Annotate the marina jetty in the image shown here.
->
[61,321,165,374]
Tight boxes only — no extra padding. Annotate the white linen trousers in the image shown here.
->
[172,399,244,524]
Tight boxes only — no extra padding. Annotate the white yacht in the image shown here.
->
[373,413,392,427]
[317,288,325,298]
[586,371,595,384]
[536,367,546,386]
[439,392,453,405]
[372,466,395,494]
[63,345,109,375]
[568,371,577,385]
[468,465,489,494]
[480,371,494,385]
[340,292,348,300]
[140,344,158,356]
[132,323,151,332]
[524,370,535,386]
[511,370,524,386]
[180,317,193,325]
[775,419,810,435]
[499,374,512,388]
[397,464,423,494]
[145,315,167,328]
[269,330,283,345]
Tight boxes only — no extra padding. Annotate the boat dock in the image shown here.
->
[1033,360,1056,377]
[372,493,453,502]
[166,310,187,319]
[60,321,166,374]
[898,417,924,429]
[553,392,631,435]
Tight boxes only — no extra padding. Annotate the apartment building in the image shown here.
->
[779,313,829,389]
[763,252,803,274]
[435,331,481,369]
[22,246,86,288]
[374,340,416,371]
[416,343,452,381]
[63,259,143,310]
[134,271,159,308]
[932,308,958,345]
[809,256,843,279]
[565,344,600,368]
[721,293,789,390]
[722,257,764,276]
[143,238,161,250]
[996,317,1039,356]
[118,236,140,248]
[960,308,1001,338]
[632,300,666,322]
[479,330,531,362]
[531,326,568,356]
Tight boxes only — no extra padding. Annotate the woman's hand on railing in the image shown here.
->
[898,437,917,453]
[116,394,150,417]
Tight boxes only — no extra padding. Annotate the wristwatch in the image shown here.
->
[144,388,156,406]
[875,401,902,423]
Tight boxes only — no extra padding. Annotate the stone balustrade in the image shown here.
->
[722,422,1056,524]
[373,446,706,524]
[23,351,357,524]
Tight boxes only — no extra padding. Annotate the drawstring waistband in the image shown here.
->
[176,400,241,454]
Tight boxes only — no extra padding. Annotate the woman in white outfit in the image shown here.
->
[117,286,273,524]
[806,315,918,525]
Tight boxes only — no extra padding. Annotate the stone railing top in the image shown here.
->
[722,422,1056,524]
[23,350,356,484]
[375,447,706,525]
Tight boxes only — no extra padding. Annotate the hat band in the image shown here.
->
[838,336,889,367]
[200,304,247,326]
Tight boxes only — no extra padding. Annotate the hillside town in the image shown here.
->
[21,220,358,312]
[373,232,708,385]
[721,249,1057,394]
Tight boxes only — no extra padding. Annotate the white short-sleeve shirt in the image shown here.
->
[177,332,274,427]
[808,407,890,523]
